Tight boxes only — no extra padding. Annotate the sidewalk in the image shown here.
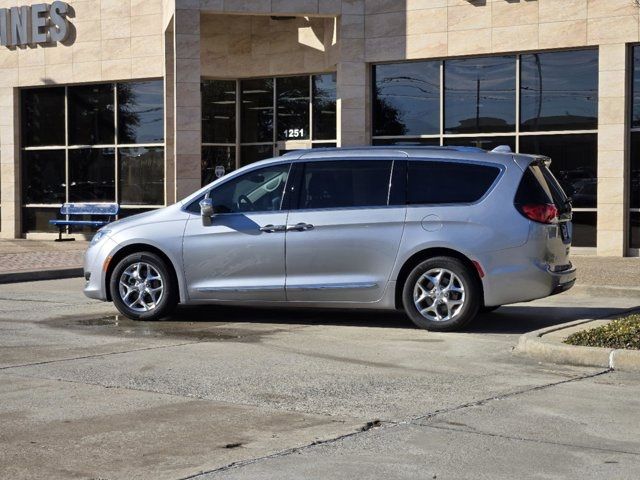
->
[0,239,88,283]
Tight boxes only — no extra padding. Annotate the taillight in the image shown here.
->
[518,203,558,224]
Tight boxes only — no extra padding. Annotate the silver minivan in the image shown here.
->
[84,146,576,331]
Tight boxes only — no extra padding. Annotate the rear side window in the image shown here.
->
[296,160,392,209]
[408,161,500,204]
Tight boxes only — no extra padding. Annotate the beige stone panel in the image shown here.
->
[44,63,74,84]
[539,0,586,23]
[492,24,539,53]
[492,0,538,27]
[18,47,45,67]
[340,37,364,62]
[599,96,625,125]
[598,124,625,152]
[0,50,19,69]
[338,84,365,110]
[298,23,326,51]
[338,61,366,87]
[72,61,102,82]
[229,35,251,55]
[201,14,243,36]
[406,7,447,35]
[598,177,624,205]
[176,106,201,131]
[341,14,364,39]
[130,14,163,37]
[448,3,491,32]
[597,202,624,231]
[131,0,163,15]
[131,34,163,58]
[18,66,46,86]
[596,229,624,257]
[176,178,201,201]
[44,44,73,65]
[319,0,341,15]
[102,58,132,80]
[251,33,272,56]
[71,0,101,20]
[175,9,200,33]
[304,51,328,71]
[447,28,491,56]
[598,150,625,178]
[101,0,129,20]
[176,81,201,107]
[342,0,364,15]
[200,0,224,11]
[271,0,318,14]
[406,32,448,59]
[73,20,102,43]
[268,53,305,75]
[176,59,200,83]
[223,0,271,14]
[101,17,132,40]
[101,38,132,61]
[538,20,587,49]
[201,34,229,55]
[176,131,201,156]
[365,35,405,62]
[365,12,405,39]
[175,34,200,59]
[0,123,12,145]
[131,55,164,78]
[365,0,404,15]
[0,88,12,108]
[407,0,446,9]
[599,43,627,72]
[73,41,102,63]
[0,103,13,126]
[587,0,637,19]
[587,16,639,45]
[599,69,627,99]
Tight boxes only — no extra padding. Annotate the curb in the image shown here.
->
[515,317,640,373]
[0,267,83,284]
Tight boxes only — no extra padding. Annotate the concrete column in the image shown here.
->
[0,86,20,238]
[597,43,628,256]
[165,18,176,205]
[172,4,202,202]
[336,0,368,146]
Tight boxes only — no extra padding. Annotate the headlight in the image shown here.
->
[90,229,111,246]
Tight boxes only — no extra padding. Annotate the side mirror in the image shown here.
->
[199,197,214,218]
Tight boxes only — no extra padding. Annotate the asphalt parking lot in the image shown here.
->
[1,278,639,479]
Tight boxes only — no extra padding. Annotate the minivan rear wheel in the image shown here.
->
[110,252,177,321]
[402,256,480,332]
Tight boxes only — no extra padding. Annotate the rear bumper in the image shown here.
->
[549,264,577,295]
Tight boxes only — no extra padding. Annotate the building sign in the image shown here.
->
[0,2,70,47]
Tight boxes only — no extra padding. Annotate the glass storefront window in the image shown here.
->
[22,207,59,233]
[312,73,337,140]
[372,138,439,146]
[444,56,516,134]
[117,81,164,144]
[632,47,640,129]
[119,147,164,205]
[444,136,515,151]
[21,88,65,147]
[22,150,66,204]
[571,211,597,248]
[202,80,236,144]
[68,84,115,145]
[241,78,274,143]
[520,49,598,132]
[68,148,116,202]
[631,212,640,249]
[373,61,440,136]
[241,145,274,166]
[277,76,309,141]
[202,146,236,185]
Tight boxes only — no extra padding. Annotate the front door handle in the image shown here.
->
[286,222,314,232]
[259,224,286,233]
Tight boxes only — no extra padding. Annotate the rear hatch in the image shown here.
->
[514,158,573,270]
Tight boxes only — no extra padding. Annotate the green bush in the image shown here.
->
[565,314,640,350]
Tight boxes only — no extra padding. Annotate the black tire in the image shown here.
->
[402,256,481,332]
[480,305,501,314]
[110,251,177,321]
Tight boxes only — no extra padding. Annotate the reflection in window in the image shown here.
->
[21,88,65,147]
[631,133,640,209]
[22,150,66,204]
[372,138,440,146]
[118,147,164,205]
[520,50,598,132]
[519,134,597,209]
[297,161,392,209]
[312,73,337,140]
[117,81,164,144]
[202,80,236,144]
[571,211,597,248]
[444,56,516,134]
[68,84,115,145]
[68,148,115,202]
[202,146,236,186]
[631,212,640,249]
[241,145,273,167]
[22,207,59,232]
[632,46,640,129]
[374,61,440,136]
[277,76,309,141]
[444,137,515,152]
[241,78,274,143]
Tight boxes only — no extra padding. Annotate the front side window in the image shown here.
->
[206,163,290,214]
[408,161,500,204]
[296,161,392,210]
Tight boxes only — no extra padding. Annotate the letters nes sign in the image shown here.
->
[0,2,70,47]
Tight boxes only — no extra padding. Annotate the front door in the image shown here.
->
[183,163,291,301]
[285,159,406,303]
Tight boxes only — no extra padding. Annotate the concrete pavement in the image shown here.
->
[0,278,639,479]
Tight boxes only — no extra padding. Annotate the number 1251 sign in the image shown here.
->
[284,128,305,139]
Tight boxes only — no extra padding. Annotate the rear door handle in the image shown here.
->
[286,222,314,232]
[259,224,286,233]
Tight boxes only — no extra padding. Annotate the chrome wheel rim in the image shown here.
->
[413,268,465,322]
[118,262,164,312]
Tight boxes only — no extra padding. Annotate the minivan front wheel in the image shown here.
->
[110,252,177,321]
[402,256,480,332]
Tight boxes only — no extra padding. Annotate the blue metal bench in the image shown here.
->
[49,203,119,241]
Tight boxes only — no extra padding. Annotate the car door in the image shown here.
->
[285,159,407,303]
[182,162,291,301]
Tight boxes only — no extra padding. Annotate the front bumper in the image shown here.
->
[83,237,118,301]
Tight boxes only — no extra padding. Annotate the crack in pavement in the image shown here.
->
[178,368,613,479]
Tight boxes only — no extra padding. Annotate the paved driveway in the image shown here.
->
[0,278,639,479]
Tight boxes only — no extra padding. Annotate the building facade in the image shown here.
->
[0,0,639,256]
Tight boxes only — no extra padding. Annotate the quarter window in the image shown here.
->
[296,161,392,210]
[408,161,500,204]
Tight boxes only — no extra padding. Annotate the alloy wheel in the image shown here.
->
[118,262,164,312]
[413,268,466,322]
